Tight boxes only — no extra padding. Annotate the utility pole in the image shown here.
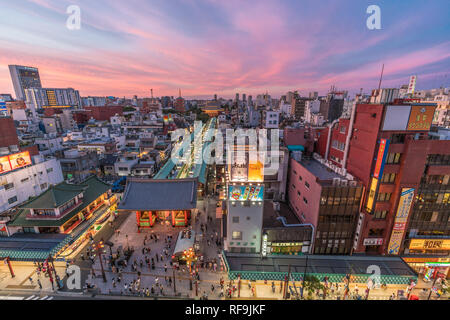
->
[237,274,241,298]
[48,254,60,289]
[5,257,14,278]
[428,273,440,300]
[95,241,107,283]
[301,256,308,299]
[172,267,177,294]
[283,264,291,299]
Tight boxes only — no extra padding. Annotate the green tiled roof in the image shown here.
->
[0,234,72,261]
[20,183,86,209]
[8,176,111,228]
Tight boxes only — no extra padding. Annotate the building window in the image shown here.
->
[381,173,396,184]
[46,168,53,173]
[368,228,384,237]
[292,184,296,189]
[303,197,308,204]
[299,175,302,181]
[373,210,388,220]
[391,133,406,144]
[8,196,17,204]
[385,153,401,164]
[340,126,346,134]
[305,181,310,189]
[377,193,392,202]
[246,216,250,221]
[4,183,14,190]
[427,154,450,165]
[232,216,239,223]
[232,231,242,240]
[297,191,301,196]
[23,227,36,233]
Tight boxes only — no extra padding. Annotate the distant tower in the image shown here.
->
[214,94,217,101]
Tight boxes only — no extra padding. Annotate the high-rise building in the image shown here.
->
[8,65,42,100]
[318,100,450,261]
[24,87,81,110]
[319,92,344,122]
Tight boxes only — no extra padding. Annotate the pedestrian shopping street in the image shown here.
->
[88,196,226,298]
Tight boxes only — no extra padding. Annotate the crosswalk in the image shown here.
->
[23,295,54,300]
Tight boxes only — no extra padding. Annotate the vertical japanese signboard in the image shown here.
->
[387,188,415,255]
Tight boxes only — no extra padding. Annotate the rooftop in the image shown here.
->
[118,178,198,211]
[298,158,342,181]
[8,176,111,227]
[224,252,417,278]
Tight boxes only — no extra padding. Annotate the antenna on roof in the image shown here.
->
[377,63,384,91]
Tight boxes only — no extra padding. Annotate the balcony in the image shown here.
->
[26,201,83,220]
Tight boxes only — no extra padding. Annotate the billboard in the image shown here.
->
[409,239,450,251]
[228,185,264,201]
[406,105,436,131]
[366,177,378,213]
[407,75,417,94]
[387,188,415,255]
[0,151,32,174]
[373,139,390,179]
[382,105,411,131]
[0,156,12,174]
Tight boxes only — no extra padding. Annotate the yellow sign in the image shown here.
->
[366,177,378,213]
[387,188,415,255]
[42,105,72,108]
[409,239,450,251]
[248,160,263,182]
[407,105,436,131]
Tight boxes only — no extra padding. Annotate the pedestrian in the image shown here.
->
[155,277,159,284]
[29,277,33,284]
[164,264,167,273]
[156,255,159,263]
[37,279,42,289]
[211,284,215,292]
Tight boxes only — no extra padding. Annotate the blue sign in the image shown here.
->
[228,185,264,201]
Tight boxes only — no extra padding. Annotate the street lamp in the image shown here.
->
[93,240,107,282]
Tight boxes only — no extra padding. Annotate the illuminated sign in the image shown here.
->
[406,105,436,131]
[228,185,264,201]
[42,105,72,109]
[407,75,417,94]
[373,139,390,179]
[0,151,32,174]
[387,188,415,255]
[0,156,12,174]
[248,160,263,182]
[366,178,378,213]
[409,239,450,251]
[262,234,268,257]
[363,238,383,246]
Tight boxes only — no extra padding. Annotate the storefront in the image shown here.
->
[402,239,450,280]
[403,257,450,280]
[136,209,190,228]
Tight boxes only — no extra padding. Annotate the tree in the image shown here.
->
[123,106,136,112]
[302,275,324,300]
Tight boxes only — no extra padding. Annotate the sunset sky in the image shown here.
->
[0,0,449,98]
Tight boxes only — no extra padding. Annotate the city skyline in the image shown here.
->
[0,0,449,99]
